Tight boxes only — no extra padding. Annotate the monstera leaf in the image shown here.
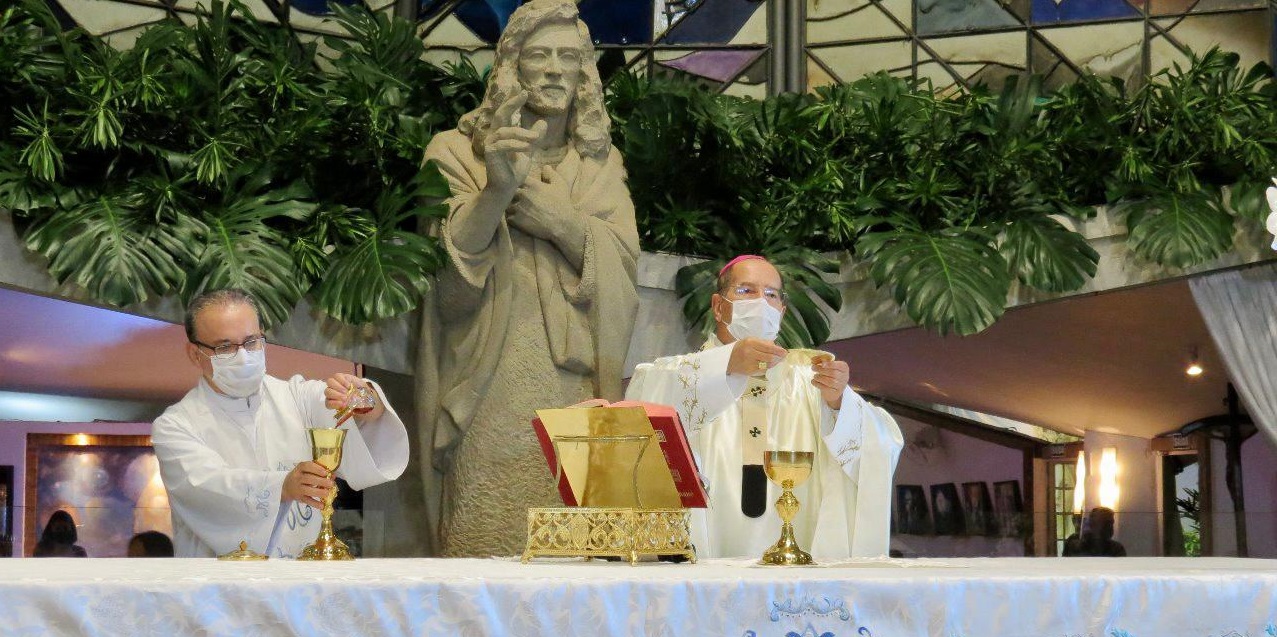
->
[858,226,1011,336]
[1225,178,1269,223]
[1116,191,1235,269]
[674,247,842,348]
[182,168,315,329]
[22,192,192,306]
[1000,215,1098,292]
[310,161,449,325]
[0,167,64,213]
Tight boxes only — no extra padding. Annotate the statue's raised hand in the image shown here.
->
[483,91,547,193]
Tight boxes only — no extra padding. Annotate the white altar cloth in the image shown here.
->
[1,557,1274,637]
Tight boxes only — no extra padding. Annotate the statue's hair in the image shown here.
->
[457,0,611,160]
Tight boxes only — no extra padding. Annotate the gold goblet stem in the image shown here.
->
[761,478,813,565]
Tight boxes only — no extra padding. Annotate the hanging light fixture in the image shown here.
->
[1186,346,1203,378]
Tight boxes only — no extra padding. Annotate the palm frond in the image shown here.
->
[858,227,1011,336]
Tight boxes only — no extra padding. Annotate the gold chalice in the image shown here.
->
[297,427,353,561]
[759,450,815,566]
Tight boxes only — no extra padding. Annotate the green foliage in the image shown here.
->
[1,0,1273,343]
[0,0,473,327]
[1001,216,1099,293]
[859,227,1011,336]
[1108,49,1277,269]
[23,194,192,306]
[180,166,314,328]
[310,161,450,325]
[1177,487,1201,557]
[616,48,1273,341]
[1116,192,1235,269]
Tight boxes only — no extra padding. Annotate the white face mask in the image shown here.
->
[210,348,267,398]
[725,298,783,342]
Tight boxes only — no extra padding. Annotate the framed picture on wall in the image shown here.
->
[930,483,965,535]
[962,481,997,536]
[894,484,931,535]
[25,434,172,558]
[0,465,13,557]
[993,480,1024,538]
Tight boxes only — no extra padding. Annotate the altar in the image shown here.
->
[1,557,1274,636]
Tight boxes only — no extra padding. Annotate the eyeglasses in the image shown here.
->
[192,336,266,360]
[724,284,788,306]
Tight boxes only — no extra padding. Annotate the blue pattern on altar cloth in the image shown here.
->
[742,628,868,637]
[770,597,853,622]
[742,596,872,637]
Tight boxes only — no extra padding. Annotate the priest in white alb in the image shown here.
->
[626,256,904,559]
[152,289,410,558]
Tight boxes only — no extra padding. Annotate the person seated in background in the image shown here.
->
[1062,506,1127,557]
[128,531,174,557]
[33,510,87,557]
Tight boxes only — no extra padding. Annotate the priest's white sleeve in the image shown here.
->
[289,376,410,491]
[819,387,905,557]
[151,412,287,555]
[624,343,747,437]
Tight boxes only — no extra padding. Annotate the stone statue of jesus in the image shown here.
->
[416,0,640,557]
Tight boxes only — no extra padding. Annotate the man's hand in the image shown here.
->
[727,338,787,377]
[324,373,385,422]
[509,165,576,241]
[482,92,547,193]
[812,359,850,410]
[282,461,334,508]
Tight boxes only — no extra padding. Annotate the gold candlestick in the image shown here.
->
[759,450,815,566]
[297,427,353,561]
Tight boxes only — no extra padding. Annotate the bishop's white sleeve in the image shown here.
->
[625,342,748,435]
[151,411,287,554]
[289,376,410,491]
[820,387,874,485]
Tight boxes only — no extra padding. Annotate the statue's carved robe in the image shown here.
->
[418,129,639,556]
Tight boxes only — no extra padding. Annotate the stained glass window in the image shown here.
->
[805,0,1273,93]
[35,0,1275,94]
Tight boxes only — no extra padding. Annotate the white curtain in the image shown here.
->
[1189,264,1277,446]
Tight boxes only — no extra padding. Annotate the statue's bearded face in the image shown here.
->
[517,21,583,117]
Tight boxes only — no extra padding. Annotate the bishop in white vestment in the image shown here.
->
[152,289,410,558]
[626,256,903,559]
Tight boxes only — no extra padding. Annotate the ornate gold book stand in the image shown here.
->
[523,406,697,565]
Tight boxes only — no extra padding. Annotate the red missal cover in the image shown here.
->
[532,400,708,509]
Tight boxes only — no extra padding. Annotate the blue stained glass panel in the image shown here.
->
[1031,0,1140,23]
[662,0,765,45]
[579,0,652,45]
[292,0,362,17]
[419,0,653,45]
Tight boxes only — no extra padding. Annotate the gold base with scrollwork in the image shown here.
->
[521,507,696,565]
